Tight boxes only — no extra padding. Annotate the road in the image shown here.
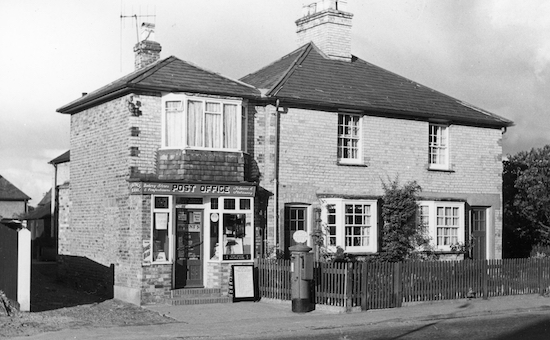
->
[259,311,550,340]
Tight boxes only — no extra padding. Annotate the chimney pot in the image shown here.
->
[134,22,162,70]
[296,0,353,62]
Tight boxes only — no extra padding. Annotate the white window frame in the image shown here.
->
[418,201,465,251]
[321,198,378,254]
[151,195,173,264]
[337,113,362,164]
[207,197,254,263]
[428,124,450,170]
[161,93,246,152]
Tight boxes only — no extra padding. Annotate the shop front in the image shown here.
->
[130,181,256,300]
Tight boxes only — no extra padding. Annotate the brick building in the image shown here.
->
[57,0,512,305]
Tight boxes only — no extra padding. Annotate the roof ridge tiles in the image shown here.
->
[268,43,315,97]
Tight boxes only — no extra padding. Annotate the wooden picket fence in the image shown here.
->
[256,258,550,311]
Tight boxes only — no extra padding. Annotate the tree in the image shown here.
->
[379,179,433,262]
[503,145,550,257]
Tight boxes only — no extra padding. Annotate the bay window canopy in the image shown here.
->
[163,94,247,151]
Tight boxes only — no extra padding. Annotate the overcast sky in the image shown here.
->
[1,0,549,206]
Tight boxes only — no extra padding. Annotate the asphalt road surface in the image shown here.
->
[265,311,550,340]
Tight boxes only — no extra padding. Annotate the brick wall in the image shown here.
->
[296,9,353,61]
[62,94,156,301]
[253,106,504,258]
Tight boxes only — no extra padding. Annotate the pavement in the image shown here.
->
[12,294,550,340]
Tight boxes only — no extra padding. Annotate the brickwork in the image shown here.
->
[296,9,353,61]
[206,261,249,296]
[133,40,161,70]
[62,94,148,301]
[57,183,70,253]
[252,106,505,259]
[129,94,162,176]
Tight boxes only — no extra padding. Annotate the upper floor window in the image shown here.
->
[337,114,361,163]
[163,94,246,151]
[429,124,449,170]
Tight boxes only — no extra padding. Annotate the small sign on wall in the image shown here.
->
[231,264,257,302]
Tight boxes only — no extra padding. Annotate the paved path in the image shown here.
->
[11,294,550,340]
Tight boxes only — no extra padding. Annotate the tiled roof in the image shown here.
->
[21,203,51,220]
[57,56,262,114]
[240,43,513,128]
[0,175,30,201]
[49,150,70,164]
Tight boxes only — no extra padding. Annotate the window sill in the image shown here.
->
[337,161,368,167]
[427,167,454,173]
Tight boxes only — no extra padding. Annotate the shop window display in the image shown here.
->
[152,196,171,263]
[209,198,253,261]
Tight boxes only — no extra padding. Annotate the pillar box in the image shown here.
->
[289,242,314,313]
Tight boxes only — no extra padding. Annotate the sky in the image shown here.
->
[1,0,549,206]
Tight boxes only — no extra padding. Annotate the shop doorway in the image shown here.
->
[174,209,203,288]
[471,207,487,260]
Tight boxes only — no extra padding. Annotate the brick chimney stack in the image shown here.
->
[296,0,353,62]
[134,22,162,70]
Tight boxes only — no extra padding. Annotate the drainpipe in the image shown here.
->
[52,163,58,255]
[273,99,280,253]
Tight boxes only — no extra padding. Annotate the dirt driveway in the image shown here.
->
[0,262,176,338]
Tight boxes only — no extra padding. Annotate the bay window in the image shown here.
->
[163,94,246,151]
[418,201,465,251]
[321,199,378,253]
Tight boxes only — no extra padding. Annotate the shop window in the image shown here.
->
[223,214,251,260]
[209,197,253,262]
[239,198,251,210]
[224,198,236,210]
[211,198,219,209]
[151,196,172,263]
[176,197,203,205]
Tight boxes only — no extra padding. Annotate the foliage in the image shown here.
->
[378,178,433,262]
[503,145,550,257]
[530,244,550,258]
[265,244,285,259]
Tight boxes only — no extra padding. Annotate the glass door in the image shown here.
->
[174,209,203,288]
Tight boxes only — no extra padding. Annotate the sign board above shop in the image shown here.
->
[129,181,256,197]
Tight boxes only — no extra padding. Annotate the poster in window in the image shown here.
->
[193,212,202,223]
[232,264,257,302]
[155,213,168,230]
[142,240,151,265]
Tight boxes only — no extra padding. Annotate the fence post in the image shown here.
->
[538,259,544,296]
[345,262,353,312]
[482,260,488,300]
[393,262,402,308]
[361,262,367,311]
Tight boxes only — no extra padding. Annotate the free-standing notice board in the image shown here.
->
[231,264,257,302]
